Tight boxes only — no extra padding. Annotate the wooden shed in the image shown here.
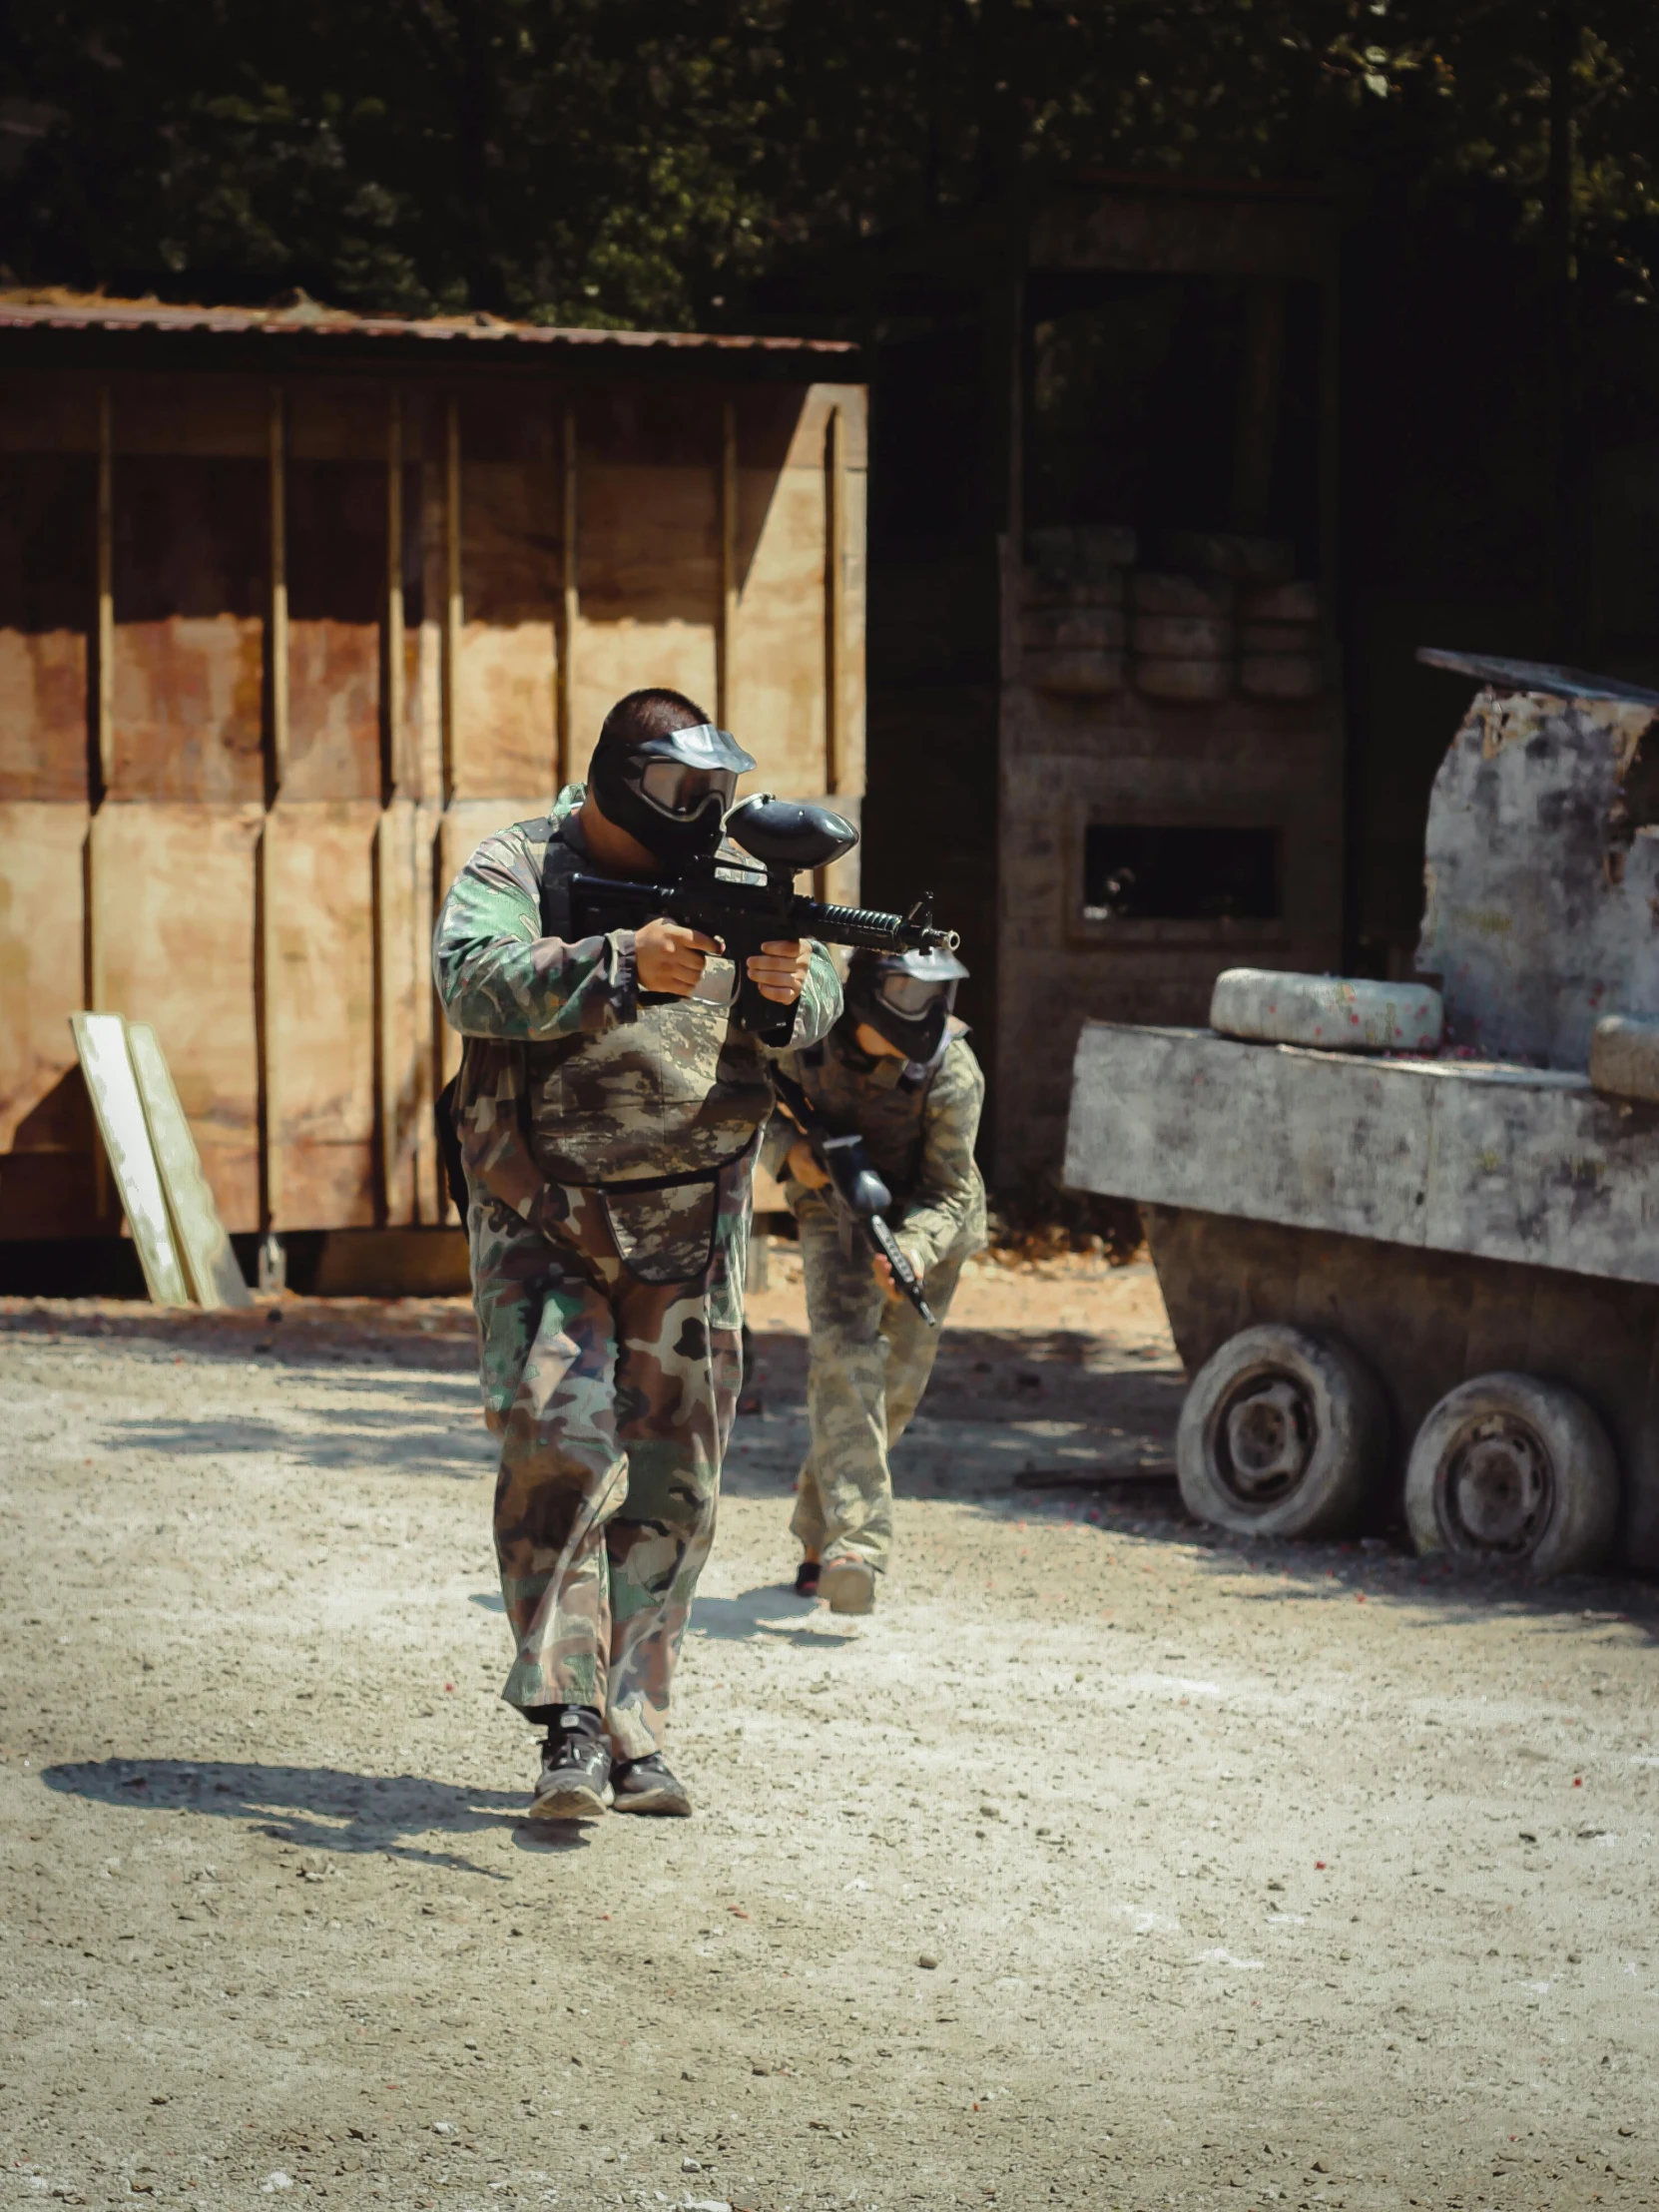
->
[0,295,865,1281]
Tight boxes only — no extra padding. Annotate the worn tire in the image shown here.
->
[1177,1325,1386,1539]
[1404,1374,1618,1578]
[1209,967,1443,1053]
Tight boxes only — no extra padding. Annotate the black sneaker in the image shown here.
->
[530,1706,612,1820]
[611,1752,693,1817]
[792,1559,822,1597]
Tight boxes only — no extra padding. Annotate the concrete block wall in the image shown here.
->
[992,677,1344,1186]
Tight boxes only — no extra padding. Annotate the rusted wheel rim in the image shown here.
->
[1214,1373,1314,1506]
[1438,1414,1554,1556]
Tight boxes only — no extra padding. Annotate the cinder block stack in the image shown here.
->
[1129,570,1236,700]
[1131,533,1324,704]
[1237,578,1324,699]
[1021,525,1136,695]
[1021,525,1324,705]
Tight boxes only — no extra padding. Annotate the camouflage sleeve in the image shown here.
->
[432,820,638,1042]
[761,943,841,1056]
[895,1036,988,1273]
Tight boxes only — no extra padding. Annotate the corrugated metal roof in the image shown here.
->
[0,289,856,360]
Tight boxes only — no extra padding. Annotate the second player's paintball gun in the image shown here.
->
[570,796,958,1048]
[769,1066,937,1327]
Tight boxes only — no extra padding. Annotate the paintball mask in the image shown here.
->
[588,720,758,866]
[845,945,969,1065]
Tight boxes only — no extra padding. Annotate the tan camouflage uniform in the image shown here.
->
[434,783,841,1760]
[763,1021,987,1574]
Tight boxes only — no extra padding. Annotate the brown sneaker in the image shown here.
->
[820,1557,876,1615]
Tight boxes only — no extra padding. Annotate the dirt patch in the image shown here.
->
[2,1257,1656,2209]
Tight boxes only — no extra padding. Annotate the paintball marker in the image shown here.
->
[769,1066,937,1327]
[570,796,958,1048]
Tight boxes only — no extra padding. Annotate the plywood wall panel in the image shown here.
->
[0,454,94,800]
[286,459,383,800]
[0,803,97,1237]
[266,801,380,1229]
[572,463,719,743]
[288,380,396,463]
[90,802,263,1231]
[0,372,101,454]
[729,465,826,791]
[112,374,268,459]
[111,457,267,802]
[455,458,559,796]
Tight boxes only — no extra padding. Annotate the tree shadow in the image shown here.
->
[36,1756,586,1872]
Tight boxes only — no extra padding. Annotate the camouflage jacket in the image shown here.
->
[434,783,842,1283]
[762,1019,988,1274]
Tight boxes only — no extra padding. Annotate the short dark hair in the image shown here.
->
[594,688,710,761]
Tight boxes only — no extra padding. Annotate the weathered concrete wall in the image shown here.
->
[1416,686,1659,1069]
[1063,1021,1659,1288]
[994,657,1343,1186]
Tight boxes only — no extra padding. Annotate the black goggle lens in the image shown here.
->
[877,973,955,1018]
[637,761,738,818]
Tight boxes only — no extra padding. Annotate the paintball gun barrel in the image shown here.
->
[770,1067,937,1327]
[570,795,958,1048]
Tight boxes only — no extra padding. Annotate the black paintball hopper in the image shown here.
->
[726,795,859,873]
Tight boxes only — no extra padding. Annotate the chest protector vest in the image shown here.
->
[520,820,774,1282]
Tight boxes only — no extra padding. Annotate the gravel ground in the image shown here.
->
[1,1252,1656,2212]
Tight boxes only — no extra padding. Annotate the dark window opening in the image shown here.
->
[1083,825,1280,922]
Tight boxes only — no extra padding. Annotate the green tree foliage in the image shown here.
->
[3,1,1657,325]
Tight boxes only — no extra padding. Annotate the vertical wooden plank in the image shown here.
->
[417,406,446,804]
[84,808,110,1221]
[414,801,441,1222]
[269,385,289,792]
[824,403,844,797]
[385,388,405,797]
[70,1012,193,1308]
[258,811,282,1229]
[443,392,461,802]
[95,384,113,798]
[373,804,426,1226]
[718,399,737,729]
[559,401,578,788]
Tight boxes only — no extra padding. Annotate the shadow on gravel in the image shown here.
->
[99,1393,494,1479]
[40,1757,539,1873]
[688,1584,839,1646]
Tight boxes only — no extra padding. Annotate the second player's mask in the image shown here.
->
[845,945,969,1065]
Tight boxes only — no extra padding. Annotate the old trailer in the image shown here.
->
[0,294,864,1289]
[1063,654,1659,1578]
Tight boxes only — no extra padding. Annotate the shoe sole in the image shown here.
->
[820,1560,876,1615]
[528,1778,613,1821]
[613,1788,693,1817]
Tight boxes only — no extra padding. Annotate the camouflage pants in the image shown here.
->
[791,1201,968,1574]
[469,1193,742,1762]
